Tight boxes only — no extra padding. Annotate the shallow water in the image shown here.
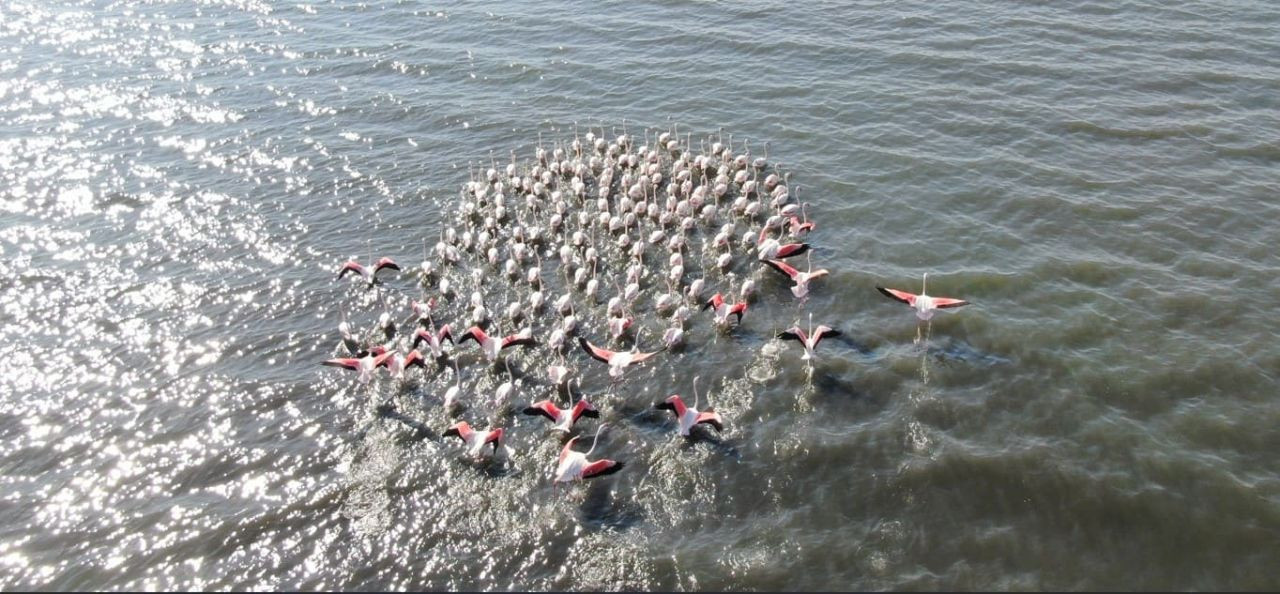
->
[2,0,1279,590]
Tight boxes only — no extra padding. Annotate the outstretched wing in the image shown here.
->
[695,411,724,433]
[578,337,613,364]
[373,257,400,275]
[774,242,810,259]
[412,328,431,350]
[443,421,473,443]
[501,334,538,349]
[813,326,842,348]
[629,349,661,364]
[876,286,917,306]
[777,327,807,343]
[321,357,360,371]
[933,297,969,309]
[761,258,799,280]
[337,261,364,279]
[522,400,560,423]
[581,459,624,479]
[457,326,485,345]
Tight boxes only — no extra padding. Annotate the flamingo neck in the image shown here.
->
[585,424,606,457]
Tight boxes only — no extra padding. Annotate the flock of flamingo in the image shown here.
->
[322,124,970,487]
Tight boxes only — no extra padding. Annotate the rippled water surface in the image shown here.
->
[2,0,1279,590]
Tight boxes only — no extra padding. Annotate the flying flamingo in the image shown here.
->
[578,335,662,379]
[337,257,400,287]
[379,348,427,378]
[777,314,842,361]
[762,254,829,299]
[553,423,624,484]
[458,325,537,361]
[412,324,454,359]
[755,225,809,261]
[442,421,505,459]
[876,273,970,320]
[321,347,394,384]
[523,382,600,432]
[655,376,724,437]
[703,293,747,328]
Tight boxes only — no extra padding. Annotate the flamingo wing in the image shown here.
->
[404,350,426,368]
[728,303,747,324]
[695,411,724,433]
[701,293,724,312]
[412,328,431,349]
[371,350,395,368]
[578,337,614,364]
[933,297,970,309]
[777,327,808,343]
[373,257,400,275]
[774,242,810,259]
[501,334,538,349]
[442,421,473,443]
[337,261,365,279]
[761,258,800,281]
[522,400,561,423]
[812,326,841,348]
[457,326,486,345]
[571,400,599,422]
[321,357,361,371]
[437,324,454,343]
[628,349,662,364]
[580,459,624,479]
[655,395,686,417]
[876,286,917,306]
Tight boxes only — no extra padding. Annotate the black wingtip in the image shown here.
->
[875,286,905,303]
[590,461,625,479]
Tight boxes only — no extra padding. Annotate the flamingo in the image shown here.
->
[661,325,684,349]
[777,314,842,361]
[876,273,970,320]
[411,324,454,358]
[523,382,599,432]
[702,293,747,328]
[578,335,662,379]
[442,360,463,410]
[337,257,400,287]
[761,254,829,299]
[655,376,724,437]
[337,309,361,354]
[553,423,624,483]
[379,348,427,378]
[547,360,570,386]
[458,325,537,361]
[411,298,436,326]
[755,225,809,261]
[787,201,815,236]
[320,347,394,384]
[442,421,505,459]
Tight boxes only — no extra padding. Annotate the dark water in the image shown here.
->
[2,0,1279,590]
